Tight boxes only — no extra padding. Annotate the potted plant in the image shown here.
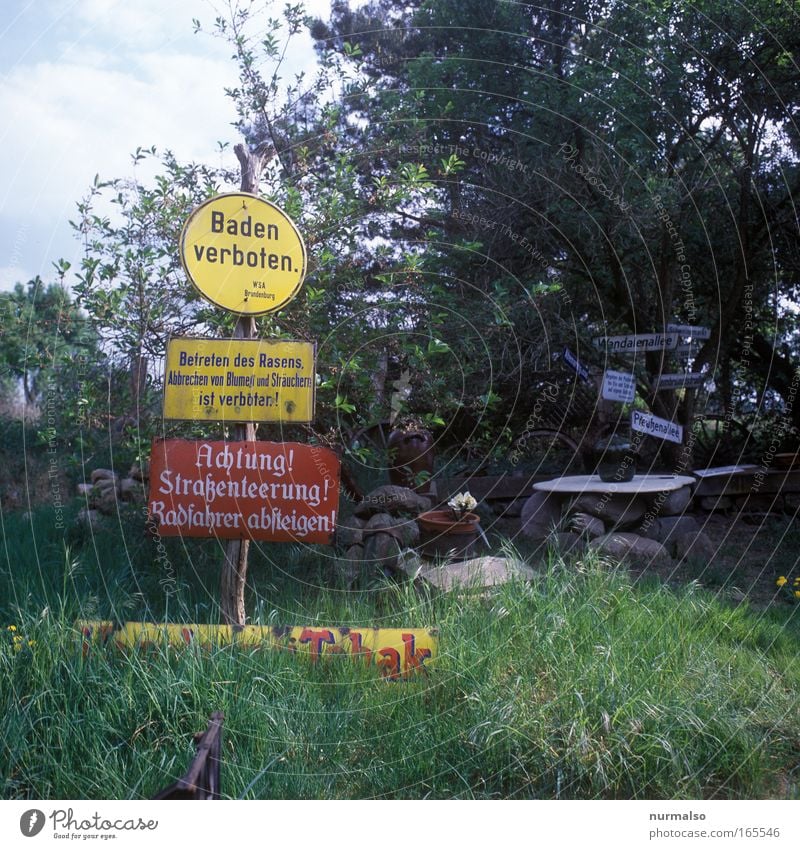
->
[417,492,480,560]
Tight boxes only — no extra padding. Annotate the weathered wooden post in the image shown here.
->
[154,143,328,629]
[220,144,266,626]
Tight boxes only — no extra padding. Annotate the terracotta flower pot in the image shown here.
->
[417,510,480,533]
[417,510,480,561]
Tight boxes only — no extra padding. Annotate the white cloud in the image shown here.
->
[0,0,331,286]
[0,265,30,292]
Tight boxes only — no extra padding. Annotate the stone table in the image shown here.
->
[521,474,697,546]
[532,474,695,497]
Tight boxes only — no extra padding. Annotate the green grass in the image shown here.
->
[1,505,799,799]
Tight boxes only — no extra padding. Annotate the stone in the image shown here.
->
[568,512,605,539]
[650,485,693,517]
[589,532,670,562]
[119,478,142,501]
[354,485,432,518]
[96,489,118,515]
[364,512,420,547]
[637,515,701,546]
[783,494,800,514]
[362,532,402,571]
[547,532,589,557]
[572,493,647,527]
[90,468,117,485]
[735,494,782,514]
[336,516,366,548]
[673,530,717,563]
[77,507,102,528]
[520,491,562,539]
[129,461,149,482]
[77,483,94,497]
[394,550,427,581]
[700,495,733,511]
[416,556,536,592]
[345,543,364,562]
[94,476,120,495]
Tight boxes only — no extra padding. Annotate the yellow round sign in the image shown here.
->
[180,192,307,315]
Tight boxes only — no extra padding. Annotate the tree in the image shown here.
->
[312,0,800,464]
[0,276,97,407]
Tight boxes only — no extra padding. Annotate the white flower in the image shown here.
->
[447,491,477,518]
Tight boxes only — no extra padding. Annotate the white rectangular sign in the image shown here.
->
[592,333,678,353]
[654,372,706,390]
[563,347,591,383]
[631,410,684,444]
[602,370,636,402]
[667,324,711,339]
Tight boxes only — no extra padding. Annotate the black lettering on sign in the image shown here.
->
[211,210,279,239]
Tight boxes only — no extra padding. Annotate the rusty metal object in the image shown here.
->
[153,712,224,800]
[388,428,434,494]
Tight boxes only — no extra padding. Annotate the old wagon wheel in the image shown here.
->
[691,414,751,468]
[514,428,585,474]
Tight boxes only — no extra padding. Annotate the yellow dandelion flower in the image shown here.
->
[27,640,35,647]
[7,625,17,632]
[795,591,800,599]
[12,635,22,643]
[776,576,788,587]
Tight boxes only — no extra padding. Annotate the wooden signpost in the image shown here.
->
[150,144,336,625]
[592,323,710,456]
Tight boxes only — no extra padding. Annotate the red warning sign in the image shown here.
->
[147,439,340,544]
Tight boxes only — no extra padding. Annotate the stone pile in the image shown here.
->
[77,462,148,526]
[336,485,431,584]
[520,483,714,565]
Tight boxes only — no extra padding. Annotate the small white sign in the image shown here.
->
[563,347,591,383]
[654,372,706,390]
[631,410,684,444]
[667,324,711,340]
[602,370,636,402]
[593,333,678,353]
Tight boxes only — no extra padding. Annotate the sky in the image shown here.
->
[0,0,331,293]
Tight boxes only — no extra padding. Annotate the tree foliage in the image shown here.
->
[56,0,800,470]
[0,277,97,407]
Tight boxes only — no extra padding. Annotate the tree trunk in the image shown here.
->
[219,144,268,626]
